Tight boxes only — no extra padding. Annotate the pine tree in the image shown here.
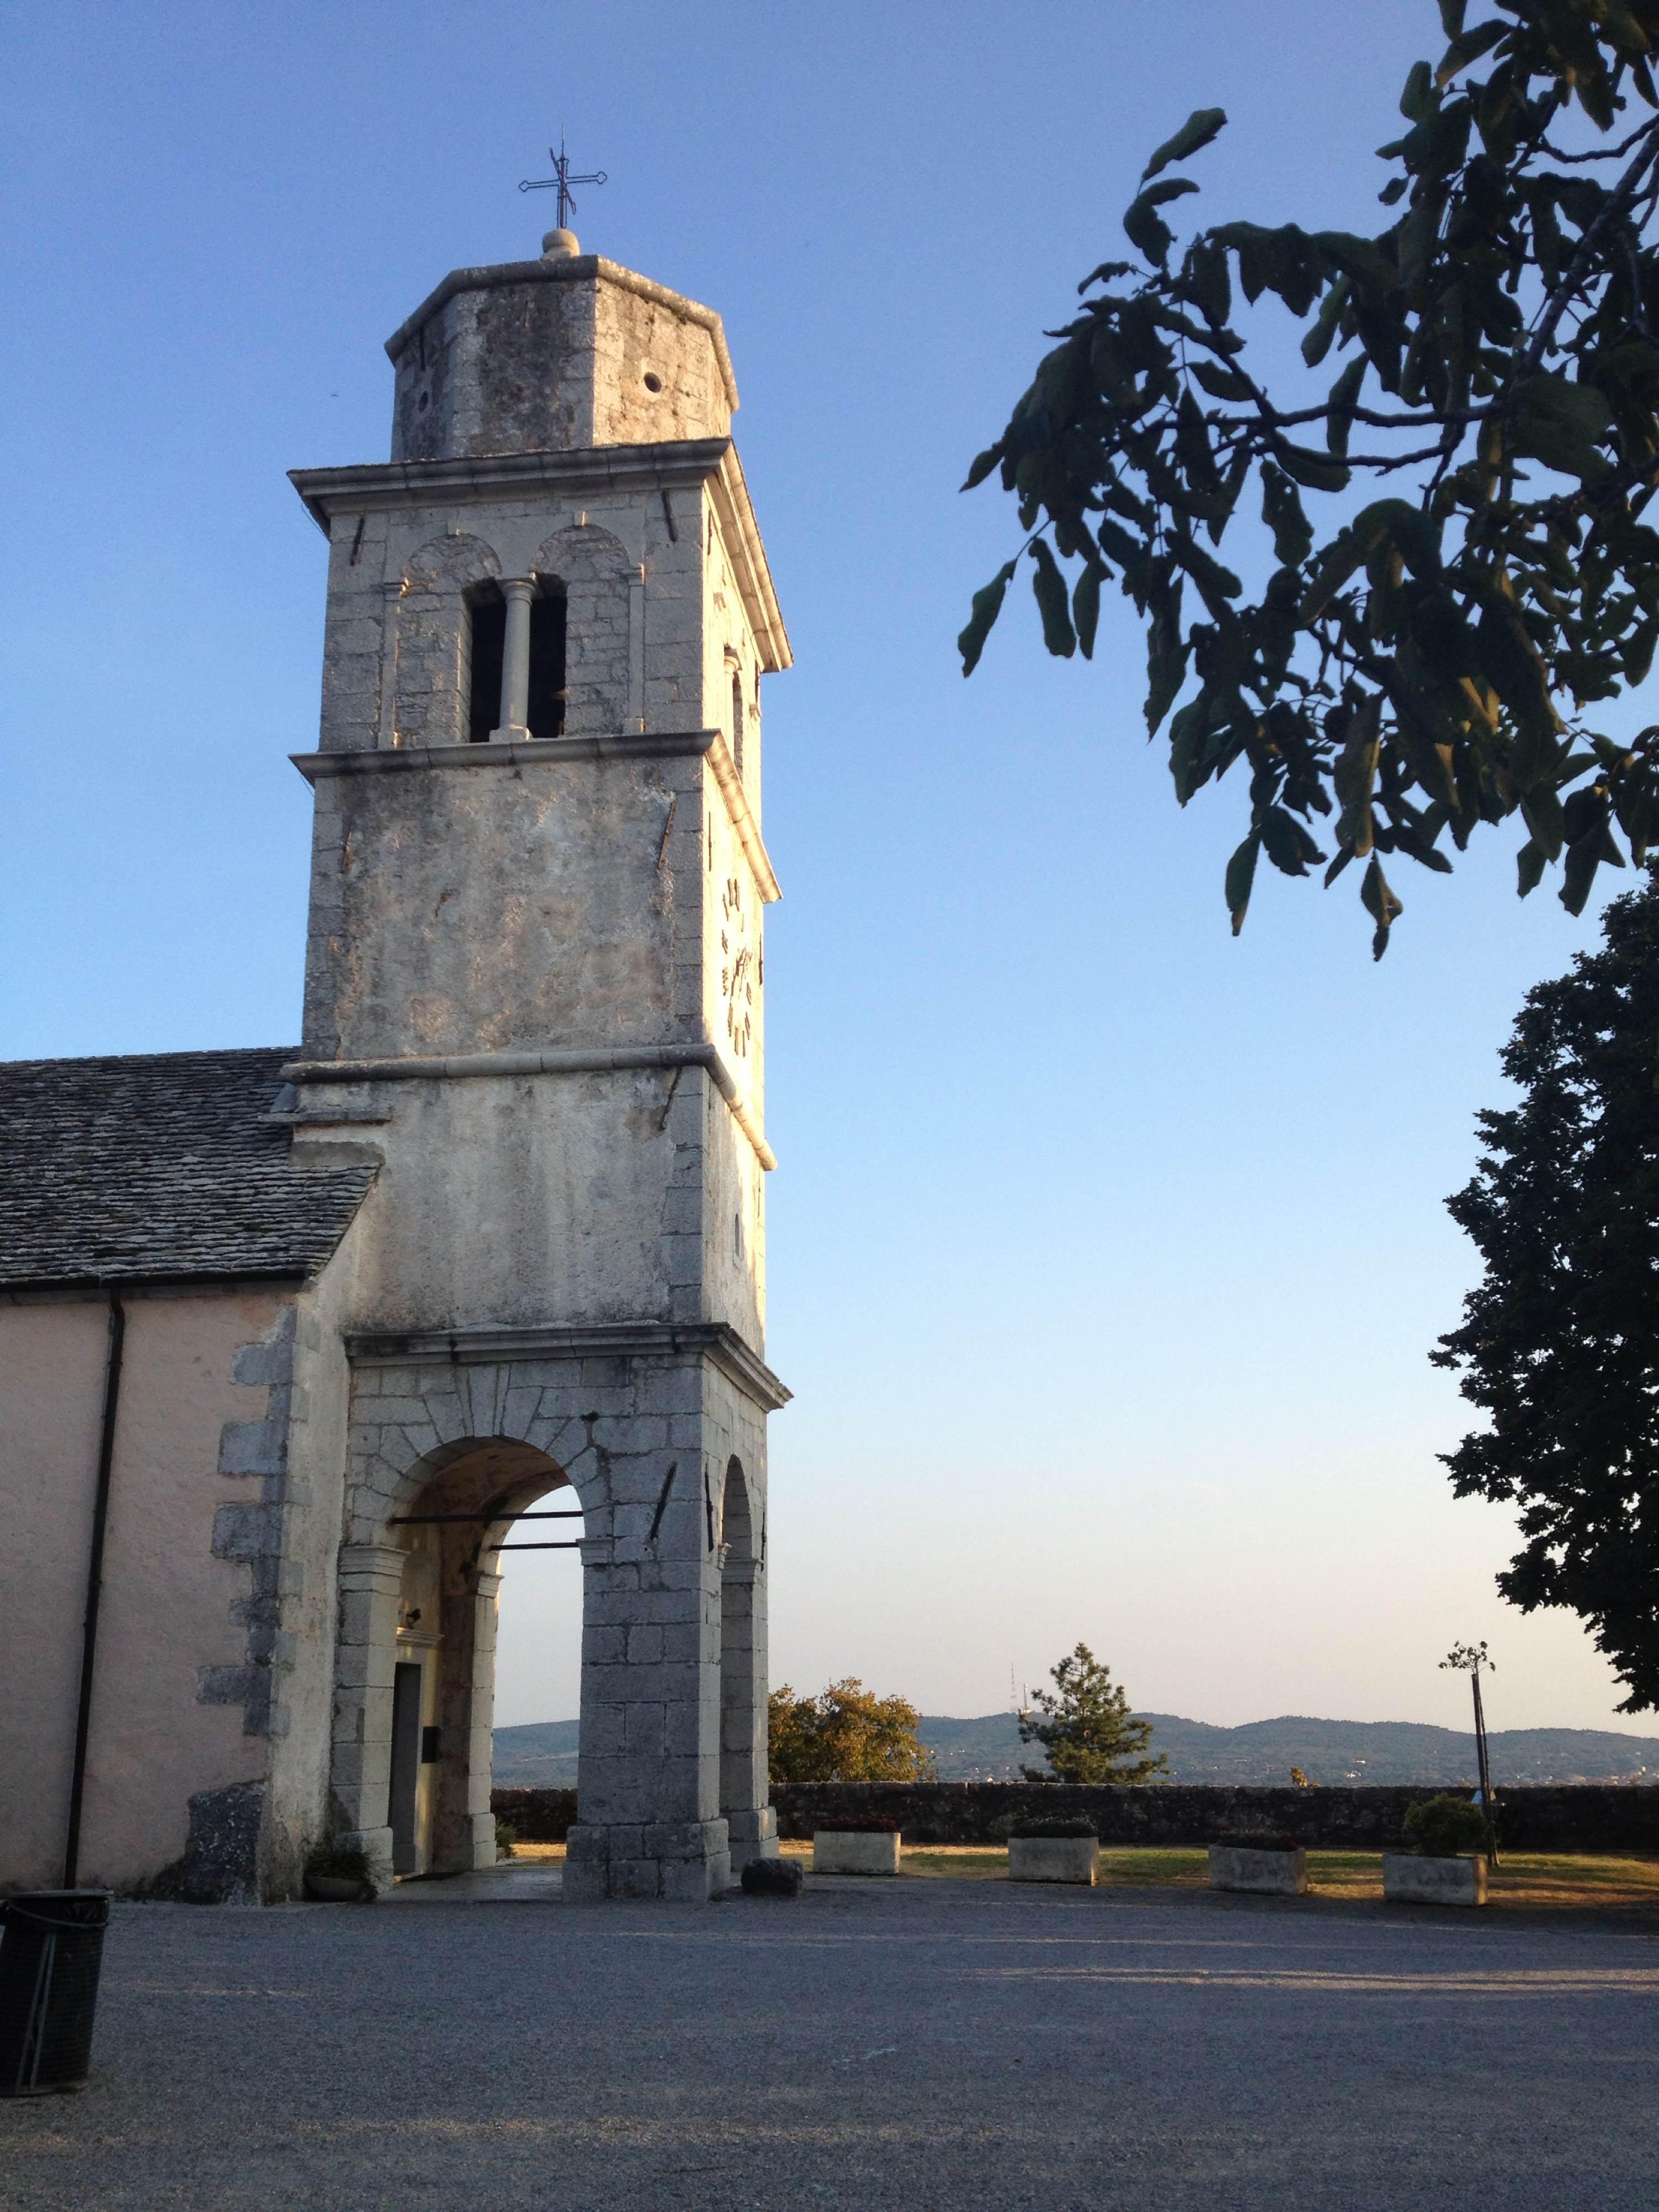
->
[1018,1644,1168,1785]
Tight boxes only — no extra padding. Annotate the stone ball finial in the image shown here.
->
[541,228,581,260]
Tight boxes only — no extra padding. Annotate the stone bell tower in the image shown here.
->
[284,223,790,1900]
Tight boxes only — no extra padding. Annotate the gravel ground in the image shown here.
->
[4,1872,1657,2211]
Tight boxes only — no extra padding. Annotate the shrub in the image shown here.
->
[1213,1832,1300,1853]
[495,1822,518,1860]
[1402,1796,1489,1858]
[305,1840,371,1882]
[812,1815,900,1833]
[769,1682,934,1784]
[1010,1818,1098,1840]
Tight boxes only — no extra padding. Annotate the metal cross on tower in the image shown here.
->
[519,131,608,230]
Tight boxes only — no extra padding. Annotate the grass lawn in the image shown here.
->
[501,1838,1659,1913]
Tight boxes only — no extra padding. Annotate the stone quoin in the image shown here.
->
[0,223,791,1905]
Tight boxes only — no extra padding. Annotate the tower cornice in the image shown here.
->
[290,728,782,904]
[289,439,790,671]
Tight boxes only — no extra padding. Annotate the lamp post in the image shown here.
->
[1442,1641,1499,1866]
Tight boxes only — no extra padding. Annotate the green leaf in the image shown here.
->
[1184,236,1232,325]
[1274,437,1350,493]
[1298,530,1365,625]
[1301,278,1351,367]
[1073,562,1103,660]
[1310,231,1399,292]
[960,445,1004,493]
[1561,813,1621,916]
[1400,59,1435,122]
[1224,831,1260,935]
[1515,838,1547,898]
[1360,855,1404,960]
[1260,462,1313,567]
[1333,693,1383,855]
[1173,388,1222,495]
[1520,783,1567,863]
[1189,358,1251,401]
[1168,529,1242,618]
[1437,0,1465,36]
[1411,591,1480,679]
[1511,375,1615,484]
[958,559,1017,677]
[1145,576,1188,734]
[1029,539,1077,659]
[1352,499,1443,579]
[1123,178,1200,266]
[1327,358,1366,459]
[1436,18,1505,85]
[1261,805,1325,876]
[1077,259,1135,293]
[1141,107,1228,181]
[1475,599,1559,755]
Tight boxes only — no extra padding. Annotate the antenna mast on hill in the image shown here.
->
[519,129,608,231]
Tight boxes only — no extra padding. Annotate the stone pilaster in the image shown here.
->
[564,1522,732,1901]
[720,1556,773,1859]
[330,1541,404,1885]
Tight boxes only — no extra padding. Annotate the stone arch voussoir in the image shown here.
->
[345,1365,618,1546]
[403,530,504,593]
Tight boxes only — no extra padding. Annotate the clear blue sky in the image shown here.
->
[5,0,1649,1736]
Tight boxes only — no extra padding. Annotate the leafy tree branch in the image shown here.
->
[962,2,1659,953]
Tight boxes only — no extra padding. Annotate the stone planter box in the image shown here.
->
[1208,1844,1308,1896]
[1383,1851,1487,1906]
[1008,1836,1099,1885]
[812,1830,901,1875]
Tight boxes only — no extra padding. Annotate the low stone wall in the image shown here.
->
[765,1782,1659,1854]
[492,1787,579,1842]
[489,1781,1659,1853]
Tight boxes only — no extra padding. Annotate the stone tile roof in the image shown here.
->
[0,1046,373,1288]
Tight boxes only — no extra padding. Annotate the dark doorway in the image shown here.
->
[527,591,567,739]
[467,588,505,741]
[390,1661,424,1875]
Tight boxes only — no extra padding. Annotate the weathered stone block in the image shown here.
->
[1208,1845,1308,1897]
[813,1830,901,1876]
[1009,1837,1098,1886]
[1383,1852,1487,1905]
[218,1421,289,1478]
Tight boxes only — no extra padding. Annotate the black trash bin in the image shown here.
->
[0,1891,112,2096]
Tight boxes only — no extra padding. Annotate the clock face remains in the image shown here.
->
[719,873,755,1061]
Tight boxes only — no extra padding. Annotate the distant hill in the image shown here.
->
[493,1711,1659,1788]
[493,1719,579,1786]
[916,1711,1659,1786]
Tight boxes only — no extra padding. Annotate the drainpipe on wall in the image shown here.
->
[62,1290,126,1890]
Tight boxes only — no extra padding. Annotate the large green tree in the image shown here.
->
[1433,868,1659,1710]
[1018,1643,1168,1783]
[962,2,1659,954]
[766,1678,936,1785]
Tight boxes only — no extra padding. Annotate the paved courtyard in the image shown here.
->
[4,1870,1658,2211]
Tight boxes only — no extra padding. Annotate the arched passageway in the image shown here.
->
[337,1437,577,1879]
[332,1336,784,1898]
[719,1455,769,1861]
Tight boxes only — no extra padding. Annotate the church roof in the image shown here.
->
[0,1046,374,1290]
